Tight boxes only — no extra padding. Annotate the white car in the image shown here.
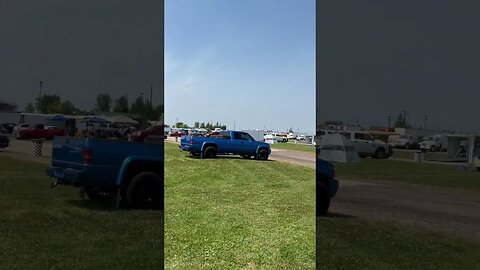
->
[296,135,306,140]
[339,131,393,159]
[264,133,287,143]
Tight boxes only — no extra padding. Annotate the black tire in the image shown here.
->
[374,148,386,159]
[202,146,217,159]
[127,172,163,209]
[241,154,252,159]
[84,186,110,201]
[257,149,269,160]
[316,182,330,216]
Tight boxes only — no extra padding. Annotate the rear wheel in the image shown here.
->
[316,182,330,216]
[127,172,163,209]
[202,146,217,159]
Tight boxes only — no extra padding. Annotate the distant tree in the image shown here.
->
[130,96,145,115]
[35,95,61,114]
[325,120,343,126]
[24,103,35,113]
[194,122,200,128]
[174,122,189,128]
[95,93,112,112]
[60,100,76,114]
[394,113,412,128]
[205,123,212,130]
[113,95,129,113]
[200,122,205,128]
[220,125,227,130]
[288,127,294,133]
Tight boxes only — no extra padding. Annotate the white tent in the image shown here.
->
[318,133,360,163]
[104,115,138,124]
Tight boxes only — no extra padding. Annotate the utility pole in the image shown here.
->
[150,83,153,104]
[39,80,44,99]
[424,115,428,130]
[402,110,410,128]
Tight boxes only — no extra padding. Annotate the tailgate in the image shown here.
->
[52,137,85,168]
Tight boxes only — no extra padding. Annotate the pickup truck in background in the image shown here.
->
[339,131,393,159]
[388,134,418,149]
[131,125,165,142]
[180,130,271,160]
[18,124,65,140]
[46,136,163,209]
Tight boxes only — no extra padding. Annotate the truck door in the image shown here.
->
[353,133,373,155]
[233,132,256,155]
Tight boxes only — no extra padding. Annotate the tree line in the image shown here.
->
[24,93,163,123]
[173,121,227,131]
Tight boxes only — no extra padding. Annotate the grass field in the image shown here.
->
[164,142,316,269]
[270,142,315,153]
[391,150,450,161]
[1,146,479,269]
[164,143,479,269]
[0,157,163,269]
[335,159,480,192]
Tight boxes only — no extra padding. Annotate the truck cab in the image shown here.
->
[180,130,271,160]
[341,131,393,159]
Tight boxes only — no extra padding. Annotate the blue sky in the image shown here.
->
[165,0,315,133]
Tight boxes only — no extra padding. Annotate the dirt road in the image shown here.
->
[270,148,480,239]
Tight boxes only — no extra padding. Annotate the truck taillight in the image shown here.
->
[82,147,92,164]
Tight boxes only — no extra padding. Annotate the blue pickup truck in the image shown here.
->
[46,136,163,209]
[180,130,271,160]
[316,147,339,216]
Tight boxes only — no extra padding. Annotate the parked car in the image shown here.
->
[169,129,187,137]
[264,133,288,143]
[18,124,65,140]
[1,123,15,134]
[296,134,306,140]
[13,123,31,136]
[389,134,418,149]
[0,135,9,149]
[46,136,164,209]
[419,135,445,152]
[131,125,165,142]
[180,130,271,160]
[339,131,393,159]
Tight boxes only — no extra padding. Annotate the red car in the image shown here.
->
[18,124,65,140]
[132,125,165,142]
[169,129,187,137]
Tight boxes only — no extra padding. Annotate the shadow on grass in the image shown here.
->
[66,199,165,212]
[322,212,356,218]
[65,199,117,212]
[185,155,275,162]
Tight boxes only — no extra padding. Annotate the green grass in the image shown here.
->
[0,157,163,269]
[270,142,315,153]
[165,143,478,269]
[317,217,479,270]
[392,150,450,161]
[164,142,316,269]
[335,159,480,192]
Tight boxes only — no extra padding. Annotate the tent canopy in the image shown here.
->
[104,115,138,124]
[48,114,73,121]
[318,133,360,163]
